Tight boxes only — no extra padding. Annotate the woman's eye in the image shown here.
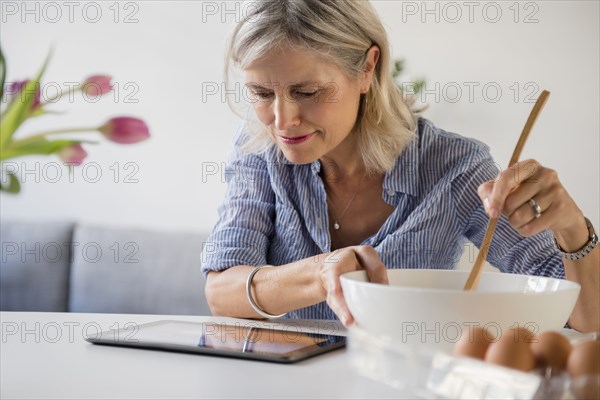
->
[296,91,318,98]
[254,92,273,100]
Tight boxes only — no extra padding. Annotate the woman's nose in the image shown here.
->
[273,96,301,131]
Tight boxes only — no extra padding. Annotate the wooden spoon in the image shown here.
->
[464,90,550,290]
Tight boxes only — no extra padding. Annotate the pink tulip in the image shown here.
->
[58,143,87,165]
[99,117,150,144]
[82,75,113,97]
[8,80,41,109]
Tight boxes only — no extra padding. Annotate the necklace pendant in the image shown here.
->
[334,222,340,230]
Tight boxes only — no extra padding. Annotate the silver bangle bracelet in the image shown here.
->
[245,266,287,319]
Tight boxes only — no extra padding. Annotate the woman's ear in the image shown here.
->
[361,45,380,92]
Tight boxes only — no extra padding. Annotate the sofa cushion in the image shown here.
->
[1,220,74,311]
[69,224,210,315]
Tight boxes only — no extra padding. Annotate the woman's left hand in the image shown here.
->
[477,159,588,250]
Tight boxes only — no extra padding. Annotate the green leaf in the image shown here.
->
[29,108,65,118]
[412,79,426,95]
[0,138,79,161]
[0,171,21,194]
[392,59,405,78]
[0,50,52,149]
[0,46,6,102]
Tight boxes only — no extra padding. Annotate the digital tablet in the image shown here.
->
[85,320,346,363]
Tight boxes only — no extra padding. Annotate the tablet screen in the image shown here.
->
[86,320,346,363]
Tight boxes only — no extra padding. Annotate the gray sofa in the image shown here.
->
[0,220,211,315]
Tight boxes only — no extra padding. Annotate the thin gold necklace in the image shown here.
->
[327,174,365,231]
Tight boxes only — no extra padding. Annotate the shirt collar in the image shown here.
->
[383,123,421,197]
[310,160,321,175]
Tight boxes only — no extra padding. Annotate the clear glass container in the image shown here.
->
[348,326,599,399]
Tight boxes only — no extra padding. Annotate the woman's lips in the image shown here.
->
[278,132,316,145]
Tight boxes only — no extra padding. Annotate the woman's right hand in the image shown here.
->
[316,245,389,327]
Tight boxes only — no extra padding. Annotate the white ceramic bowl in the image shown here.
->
[340,269,580,352]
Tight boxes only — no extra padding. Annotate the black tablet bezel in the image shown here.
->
[85,320,346,363]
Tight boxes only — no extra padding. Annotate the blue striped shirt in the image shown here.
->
[201,118,565,320]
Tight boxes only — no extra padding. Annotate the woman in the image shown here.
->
[201,0,598,332]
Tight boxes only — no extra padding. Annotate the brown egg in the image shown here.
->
[530,331,572,370]
[567,340,600,378]
[485,327,536,372]
[453,326,496,360]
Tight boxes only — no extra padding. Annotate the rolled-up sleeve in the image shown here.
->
[201,126,275,277]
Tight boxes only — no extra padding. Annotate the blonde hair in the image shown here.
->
[224,0,417,174]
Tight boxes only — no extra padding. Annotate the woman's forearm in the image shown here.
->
[563,247,600,332]
[205,256,327,318]
[555,218,600,331]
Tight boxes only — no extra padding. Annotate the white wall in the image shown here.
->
[1,1,598,235]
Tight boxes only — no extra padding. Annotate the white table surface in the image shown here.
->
[0,312,410,399]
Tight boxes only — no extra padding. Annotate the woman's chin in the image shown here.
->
[280,150,318,166]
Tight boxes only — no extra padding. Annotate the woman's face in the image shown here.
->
[244,47,371,165]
